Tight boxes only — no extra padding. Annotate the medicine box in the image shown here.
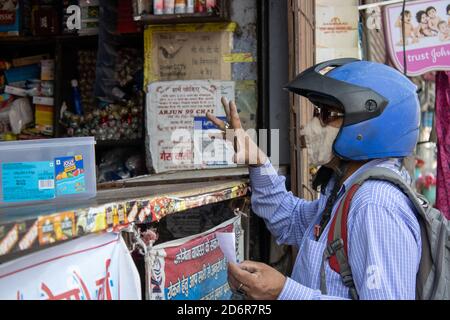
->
[0,137,96,208]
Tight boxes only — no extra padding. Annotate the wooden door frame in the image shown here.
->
[287,0,316,200]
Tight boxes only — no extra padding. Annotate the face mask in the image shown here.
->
[300,117,340,167]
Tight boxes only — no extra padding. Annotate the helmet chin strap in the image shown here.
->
[312,156,348,193]
[313,158,350,241]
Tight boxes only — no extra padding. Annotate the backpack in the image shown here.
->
[319,167,450,300]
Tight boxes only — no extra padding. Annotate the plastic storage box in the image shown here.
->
[0,137,96,208]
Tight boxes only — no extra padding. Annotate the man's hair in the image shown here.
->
[417,10,427,23]
[426,6,436,14]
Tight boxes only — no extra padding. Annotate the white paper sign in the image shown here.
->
[216,232,237,264]
[0,233,141,300]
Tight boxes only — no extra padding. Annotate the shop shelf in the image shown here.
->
[0,178,249,262]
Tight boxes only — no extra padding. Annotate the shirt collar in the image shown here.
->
[338,158,401,195]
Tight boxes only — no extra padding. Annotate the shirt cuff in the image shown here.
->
[248,160,281,188]
[277,278,316,300]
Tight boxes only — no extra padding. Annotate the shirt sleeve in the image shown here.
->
[278,278,349,300]
[249,161,321,247]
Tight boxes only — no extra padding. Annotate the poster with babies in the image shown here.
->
[384,0,450,76]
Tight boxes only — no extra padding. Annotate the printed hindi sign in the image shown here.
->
[147,216,244,300]
[316,0,360,63]
[146,80,236,174]
[0,233,141,300]
[384,0,450,76]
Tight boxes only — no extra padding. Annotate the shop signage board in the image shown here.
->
[147,215,243,300]
[146,80,236,173]
[384,0,450,76]
[315,0,360,63]
[0,233,141,300]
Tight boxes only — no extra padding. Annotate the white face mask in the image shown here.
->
[300,117,340,167]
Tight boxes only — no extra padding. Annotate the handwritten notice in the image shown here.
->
[384,0,450,76]
[146,80,235,173]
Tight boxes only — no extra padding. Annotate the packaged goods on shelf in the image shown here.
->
[77,50,97,112]
[0,137,97,208]
[34,96,54,136]
[0,0,32,36]
[61,98,143,141]
[40,60,54,81]
[97,148,147,183]
[31,5,59,36]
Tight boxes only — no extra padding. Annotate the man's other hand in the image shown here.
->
[228,261,286,300]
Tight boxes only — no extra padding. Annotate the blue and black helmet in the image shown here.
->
[284,58,420,161]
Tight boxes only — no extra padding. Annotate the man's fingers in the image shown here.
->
[228,270,251,295]
[228,262,257,286]
[221,97,231,121]
[228,271,242,290]
[229,101,242,129]
[206,112,226,131]
[239,261,262,274]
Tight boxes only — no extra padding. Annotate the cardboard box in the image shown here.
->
[12,54,49,67]
[40,59,54,81]
[4,85,27,97]
[31,5,59,36]
[35,104,53,135]
[33,96,54,106]
[0,0,31,36]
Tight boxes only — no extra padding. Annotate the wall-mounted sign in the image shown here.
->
[316,0,360,63]
[384,0,450,76]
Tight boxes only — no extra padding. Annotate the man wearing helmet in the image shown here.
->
[206,58,421,300]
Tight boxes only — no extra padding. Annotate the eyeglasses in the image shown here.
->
[313,105,345,127]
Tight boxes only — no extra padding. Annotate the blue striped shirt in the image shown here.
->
[249,158,421,300]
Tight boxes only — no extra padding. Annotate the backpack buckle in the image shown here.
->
[330,239,344,252]
[342,274,355,288]
[325,239,344,257]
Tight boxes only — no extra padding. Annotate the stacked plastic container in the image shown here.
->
[0,137,96,208]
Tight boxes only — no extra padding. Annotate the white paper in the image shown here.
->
[216,232,237,264]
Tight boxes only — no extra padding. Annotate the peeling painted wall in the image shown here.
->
[230,0,258,81]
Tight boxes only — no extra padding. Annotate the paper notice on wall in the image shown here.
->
[216,232,237,264]
[146,80,236,174]
[146,215,244,300]
[144,23,235,86]
[316,0,360,63]
[0,233,141,300]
